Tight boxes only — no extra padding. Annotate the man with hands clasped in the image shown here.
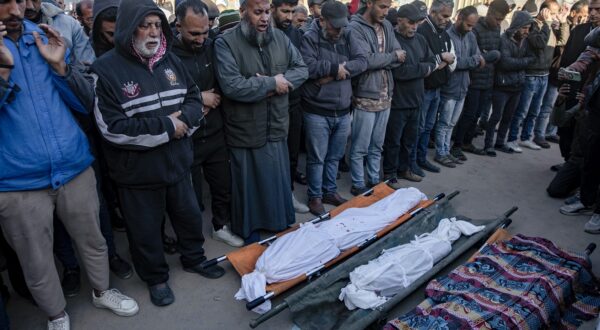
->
[0,1,139,329]
[300,0,367,215]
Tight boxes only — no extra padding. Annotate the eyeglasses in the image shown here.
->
[138,21,162,30]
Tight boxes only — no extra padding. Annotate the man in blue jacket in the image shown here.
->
[300,0,367,215]
[0,1,138,329]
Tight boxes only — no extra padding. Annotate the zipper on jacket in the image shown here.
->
[150,68,176,182]
[193,50,208,141]
[258,45,272,138]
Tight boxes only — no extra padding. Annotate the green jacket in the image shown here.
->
[214,26,308,148]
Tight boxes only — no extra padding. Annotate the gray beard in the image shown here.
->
[240,18,273,47]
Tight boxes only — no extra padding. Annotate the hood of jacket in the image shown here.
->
[507,10,534,36]
[114,0,173,60]
[91,0,119,57]
[40,2,63,19]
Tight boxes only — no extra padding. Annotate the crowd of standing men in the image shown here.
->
[0,0,599,328]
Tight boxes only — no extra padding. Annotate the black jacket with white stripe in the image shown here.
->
[92,0,203,188]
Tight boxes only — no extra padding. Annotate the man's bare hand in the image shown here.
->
[395,49,407,63]
[479,56,486,68]
[201,88,221,109]
[0,22,13,81]
[437,61,448,70]
[540,8,552,21]
[337,62,349,80]
[441,52,455,64]
[168,111,188,139]
[34,24,67,76]
[274,74,290,95]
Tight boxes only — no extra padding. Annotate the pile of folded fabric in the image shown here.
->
[339,218,485,310]
[235,187,427,313]
[385,235,600,330]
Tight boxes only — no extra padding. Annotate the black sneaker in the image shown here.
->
[338,158,350,172]
[409,164,426,178]
[109,254,133,279]
[149,282,174,307]
[61,268,81,297]
[417,160,441,173]
[350,186,370,196]
[450,147,467,161]
[184,263,225,279]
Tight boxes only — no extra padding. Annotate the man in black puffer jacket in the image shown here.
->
[172,0,244,248]
[93,0,225,307]
[484,10,536,156]
[451,0,509,159]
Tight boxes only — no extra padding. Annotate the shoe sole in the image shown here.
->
[584,228,600,234]
[559,209,593,216]
[113,270,133,280]
[93,301,140,316]
[64,291,80,298]
[211,235,244,247]
[183,267,225,279]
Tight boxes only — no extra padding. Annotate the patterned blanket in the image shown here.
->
[385,235,600,330]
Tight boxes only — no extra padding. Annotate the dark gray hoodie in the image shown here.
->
[495,10,536,90]
[347,14,402,102]
[300,19,367,116]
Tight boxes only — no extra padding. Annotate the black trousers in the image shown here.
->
[454,88,492,148]
[546,157,582,198]
[581,130,600,212]
[557,125,575,161]
[118,175,205,286]
[383,108,419,176]
[288,102,303,190]
[191,133,231,230]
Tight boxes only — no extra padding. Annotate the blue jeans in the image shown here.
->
[508,75,548,142]
[414,88,441,163]
[534,84,559,140]
[304,112,351,198]
[349,108,390,188]
[435,97,465,157]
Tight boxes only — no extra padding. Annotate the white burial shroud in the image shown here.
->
[235,187,427,314]
[339,218,485,310]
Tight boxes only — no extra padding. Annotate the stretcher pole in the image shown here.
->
[200,180,388,269]
[246,191,447,323]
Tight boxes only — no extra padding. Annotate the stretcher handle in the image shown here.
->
[501,218,513,229]
[503,206,518,218]
[585,243,596,256]
[200,255,227,269]
[246,292,275,311]
[446,191,460,200]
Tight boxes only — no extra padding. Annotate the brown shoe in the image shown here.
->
[308,198,326,216]
[398,170,422,182]
[322,193,348,206]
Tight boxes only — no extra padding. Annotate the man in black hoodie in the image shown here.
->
[92,0,225,307]
[383,3,436,183]
[91,0,119,57]
[172,0,244,247]
[485,10,535,156]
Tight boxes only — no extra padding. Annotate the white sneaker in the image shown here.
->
[92,289,139,317]
[292,194,309,214]
[48,312,69,330]
[506,141,522,153]
[212,225,244,247]
[560,201,593,216]
[519,139,542,150]
[584,213,600,234]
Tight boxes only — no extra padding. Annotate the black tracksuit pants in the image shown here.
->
[191,132,231,230]
[118,175,205,286]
